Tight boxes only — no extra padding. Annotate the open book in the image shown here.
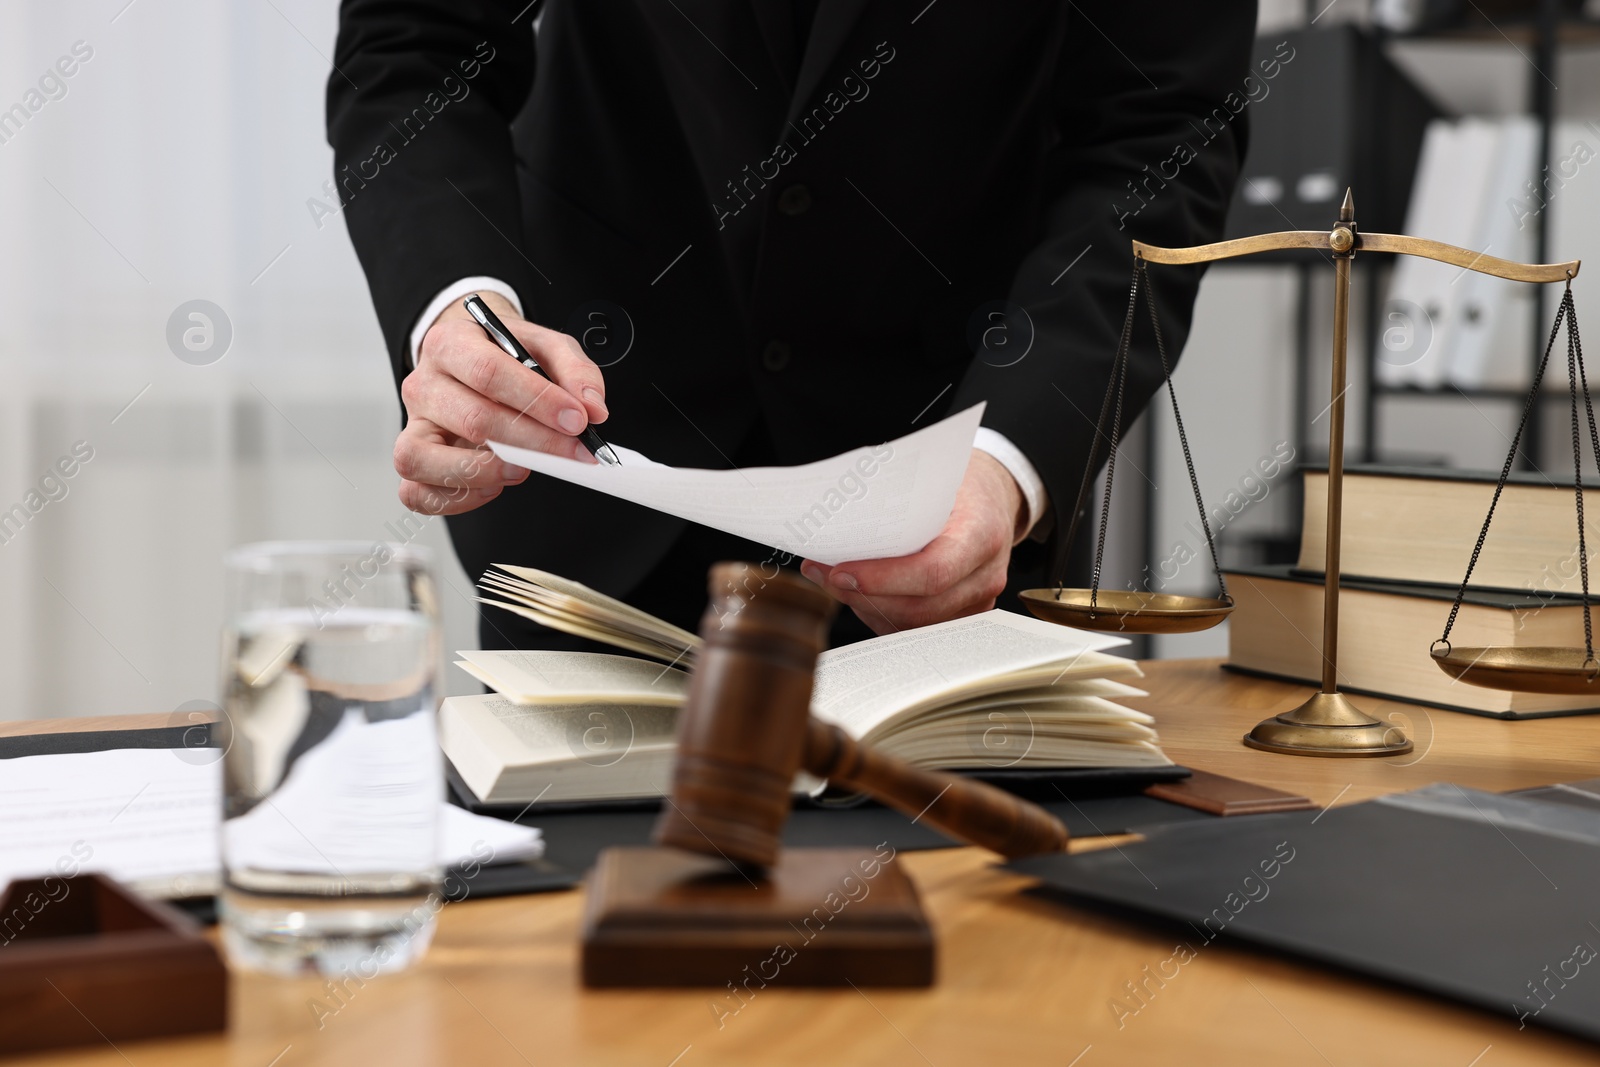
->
[444,567,1170,806]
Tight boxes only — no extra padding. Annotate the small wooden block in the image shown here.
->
[0,874,227,1055]
[1145,768,1319,816]
[582,847,934,987]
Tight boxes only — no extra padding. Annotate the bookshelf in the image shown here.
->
[1364,0,1600,469]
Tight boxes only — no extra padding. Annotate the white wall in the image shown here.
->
[6,2,1600,720]
[0,1,479,720]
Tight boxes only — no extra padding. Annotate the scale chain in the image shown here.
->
[1435,286,1591,663]
[1057,267,1140,600]
[1564,288,1596,661]
[1078,258,1231,616]
[1088,272,1136,613]
[1138,259,1230,605]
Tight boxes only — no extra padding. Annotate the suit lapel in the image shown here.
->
[632,1,778,97]
[784,0,871,127]
[748,2,796,97]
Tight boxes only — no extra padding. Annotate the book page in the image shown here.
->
[922,684,1154,724]
[810,610,1132,737]
[886,734,1169,768]
[486,566,698,644]
[486,403,985,565]
[455,650,687,705]
[477,566,701,663]
[472,596,691,664]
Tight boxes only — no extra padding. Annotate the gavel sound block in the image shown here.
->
[581,564,1071,988]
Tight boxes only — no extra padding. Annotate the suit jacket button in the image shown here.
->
[777,184,811,216]
[762,340,792,372]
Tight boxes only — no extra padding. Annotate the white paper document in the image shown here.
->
[0,748,221,896]
[0,744,543,898]
[487,402,985,566]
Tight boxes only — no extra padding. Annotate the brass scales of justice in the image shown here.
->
[1020,189,1593,757]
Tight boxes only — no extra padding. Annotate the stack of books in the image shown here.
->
[1225,465,1600,718]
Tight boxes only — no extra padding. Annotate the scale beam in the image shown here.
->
[1133,230,1328,264]
[1026,189,1589,754]
[1133,230,1580,285]
[1129,189,1592,758]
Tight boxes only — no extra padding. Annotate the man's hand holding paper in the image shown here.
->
[481,401,1030,634]
[801,449,1027,635]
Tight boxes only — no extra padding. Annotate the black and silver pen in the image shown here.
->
[463,293,621,466]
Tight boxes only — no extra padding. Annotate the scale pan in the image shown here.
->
[1430,645,1600,695]
[1018,589,1232,634]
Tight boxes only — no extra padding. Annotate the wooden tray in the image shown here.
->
[0,873,226,1054]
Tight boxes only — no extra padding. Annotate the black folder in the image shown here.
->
[447,760,1204,886]
[1009,781,1600,1043]
[2,722,1206,913]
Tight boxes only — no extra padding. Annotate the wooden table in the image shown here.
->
[12,660,1600,1066]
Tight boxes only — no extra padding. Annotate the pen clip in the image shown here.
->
[464,295,622,468]
[464,295,526,364]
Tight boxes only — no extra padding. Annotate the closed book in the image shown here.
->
[1299,465,1598,595]
[1224,564,1600,718]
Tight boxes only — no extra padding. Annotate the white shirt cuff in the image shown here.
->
[973,428,1050,542]
[408,277,524,368]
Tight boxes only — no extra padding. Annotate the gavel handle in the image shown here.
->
[802,719,1070,859]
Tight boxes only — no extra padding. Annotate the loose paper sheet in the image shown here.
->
[223,709,443,875]
[0,745,543,897]
[487,403,986,565]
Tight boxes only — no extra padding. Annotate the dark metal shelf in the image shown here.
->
[1376,15,1600,47]
[1363,0,1570,469]
[1372,385,1554,401]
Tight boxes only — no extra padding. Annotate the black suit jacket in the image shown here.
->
[327,0,1254,600]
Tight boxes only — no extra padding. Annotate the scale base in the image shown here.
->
[1243,692,1413,758]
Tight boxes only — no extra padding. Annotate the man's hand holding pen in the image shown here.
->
[396,291,610,515]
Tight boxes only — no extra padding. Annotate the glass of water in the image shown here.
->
[216,541,444,975]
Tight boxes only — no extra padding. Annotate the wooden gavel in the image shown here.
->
[653,563,1072,869]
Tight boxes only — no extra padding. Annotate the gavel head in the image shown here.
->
[652,562,837,869]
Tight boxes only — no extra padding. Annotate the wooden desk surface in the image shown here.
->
[11,660,1599,1067]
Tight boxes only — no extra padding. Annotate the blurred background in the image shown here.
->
[4,0,1600,719]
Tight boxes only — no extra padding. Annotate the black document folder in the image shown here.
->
[445,759,1191,816]
[1010,782,1600,1043]
[2,721,1207,913]
[447,761,1206,887]
[518,790,1214,884]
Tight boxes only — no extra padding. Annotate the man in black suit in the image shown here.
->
[327,0,1255,650]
